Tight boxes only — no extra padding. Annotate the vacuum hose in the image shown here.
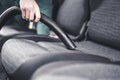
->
[0,6,76,50]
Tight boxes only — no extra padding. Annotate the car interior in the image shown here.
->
[0,0,120,80]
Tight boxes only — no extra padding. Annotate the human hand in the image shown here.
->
[20,0,41,22]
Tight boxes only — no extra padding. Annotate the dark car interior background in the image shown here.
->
[0,0,120,80]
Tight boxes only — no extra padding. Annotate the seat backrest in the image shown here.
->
[56,0,89,36]
[87,0,120,49]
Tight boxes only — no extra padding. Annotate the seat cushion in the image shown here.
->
[77,41,120,62]
[0,60,8,80]
[1,35,120,74]
[1,35,72,74]
[31,61,120,80]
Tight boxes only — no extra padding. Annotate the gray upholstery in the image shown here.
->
[0,60,8,80]
[1,38,120,74]
[31,61,120,80]
[56,0,89,36]
[0,26,20,36]
[77,41,120,62]
[1,38,71,74]
[0,25,36,80]
[87,0,120,49]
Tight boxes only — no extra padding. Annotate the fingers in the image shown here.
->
[33,1,41,22]
[24,7,40,22]
[21,6,38,22]
[35,11,41,22]
[29,10,34,21]
[20,0,41,22]
[34,6,41,22]
[26,9,30,20]
[21,8,26,19]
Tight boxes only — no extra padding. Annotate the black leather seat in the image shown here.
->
[1,0,120,80]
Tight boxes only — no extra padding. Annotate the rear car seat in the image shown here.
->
[1,0,120,80]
